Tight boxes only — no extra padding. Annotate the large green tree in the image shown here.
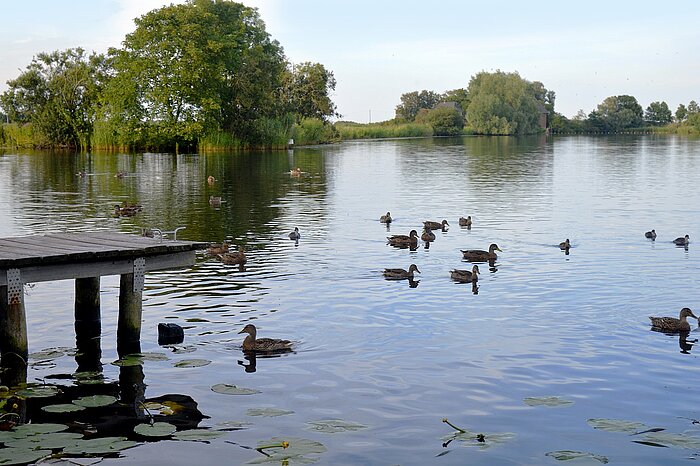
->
[395,90,442,122]
[587,95,643,131]
[465,70,548,135]
[675,104,688,122]
[644,101,672,126]
[102,0,286,146]
[283,62,338,122]
[0,48,107,148]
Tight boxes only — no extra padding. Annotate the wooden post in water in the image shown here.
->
[117,272,143,356]
[74,277,102,372]
[0,283,29,367]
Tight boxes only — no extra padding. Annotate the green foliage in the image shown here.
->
[688,100,699,114]
[395,90,442,122]
[465,70,547,135]
[291,118,339,145]
[0,123,36,148]
[415,105,464,136]
[675,104,687,122]
[0,48,107,149]
[335,121,433,139]
[644,101,672,126]
[283,62,338,122]
[442,88,470,115]
[588,95,643,131]
[549,113,586,133]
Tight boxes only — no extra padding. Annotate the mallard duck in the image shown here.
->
[421,227,436,242]
[209,195,222,206]
[207,243,229,255]
[383,264,420,280]
[644,229,656,239]
[289,227,301,240]
[458,216,472,227]
[424,219,449,231]
[76,170,87,178]
[114,171,127,179]
[238,324,292,352]
[649,307,697,332]
[450,264,480,283]
[674,235,689,246]
[559,239,570,250]
[289,167,302,176]
[114,203,142,217]
[219,246,247,265]
[380,211,392,223]
[207,175,216,185]
[461,243,501,261]
[387,230,419,247]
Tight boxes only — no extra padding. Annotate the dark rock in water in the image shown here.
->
[158,323,184,345]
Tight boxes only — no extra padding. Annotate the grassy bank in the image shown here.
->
[336,121,433,140]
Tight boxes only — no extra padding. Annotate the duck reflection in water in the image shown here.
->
[471,281,479,295]
[679,333,698,354]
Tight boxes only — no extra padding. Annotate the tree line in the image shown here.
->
[0,0,338,150]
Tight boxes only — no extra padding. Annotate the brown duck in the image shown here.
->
[461,243,501,261]
[219,246,247,265]
[450,264,480,283]
[383,264,420,280]
[238,324,292,352]
[424,219,449,231]
[207,243,229,255]
[458,216,472,227]
[649,307,697,332]
[387,230,419,247]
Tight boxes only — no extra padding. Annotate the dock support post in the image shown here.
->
[117,268,143,357]
[75,277,102,372]
[0,273,29,367]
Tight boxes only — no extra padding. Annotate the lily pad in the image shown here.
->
[587,418,647,433]
[12,423,68,436]
[138,352,169,361]
[174,359,211,368]
[524,396,574,407]
[640,431,700,449]
[216,420,251,430]
[15,386,61,398]
[305,419,368,433]
[443,430,515,449]
[172,429,225,442]
[0,447,52,465]
[211,384,260,395]
[29,348,66,360]
[545,450,609,463]
[134,422,177,438]
[246,408,295,417]
[62,436,139,455]
[73,394,117,408]
[9,431,83,449]
[171,345,197,354]
[142,401,174,416]
[111,355,146,367]
[42,403,86,413]
[246,437,326,464]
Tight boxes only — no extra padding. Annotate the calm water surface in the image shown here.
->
[1,135,700,465]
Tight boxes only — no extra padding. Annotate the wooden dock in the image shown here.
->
[0,232,206,367]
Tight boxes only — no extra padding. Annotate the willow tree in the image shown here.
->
[101,0,286,148]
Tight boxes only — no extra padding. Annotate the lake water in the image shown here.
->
[1,135,700,465]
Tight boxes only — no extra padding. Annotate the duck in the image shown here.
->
[289,167,302,176]
[219,246,247,265]
[450,264,480,283]
[114,171,127,179]
[289,227,301,240]
[238,324,292,352]
[649,307,697,332]
[207,175,216,185]
[644,229,657,240]
[114,203,142,217]
[424,219,449,231]
[207,243,229,255]
[209,195,222,206]
[380,212,392,224]
[559,239,571,250]
[387,230,419,247]
[673,235,690,246]
[383,264,420,280]
[76,170,87,178]
[461,243,502,261]
[458,216,472,227]
[421,227,436,242]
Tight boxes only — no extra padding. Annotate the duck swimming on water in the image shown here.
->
[383,264,420,280]
[380,212,392,223]
[450,264,480,283]
[674,235,689,246]
[461,243,501,261]
[649,307,697,332]
[458,216,472,227]
[559,239,571,250]
[644,229,657,240]
[289,227,301,240]
[387,230,419,247]
[238,324,292,352]
[424,219,449,231]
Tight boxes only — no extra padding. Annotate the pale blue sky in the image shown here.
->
[1,0,698,121]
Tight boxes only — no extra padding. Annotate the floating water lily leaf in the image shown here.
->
[172,429,225,441]
[62,436,139,455]
[73,394,117,408]
[443,430,515,449]
[42,403,86,413]
[174,359,211,368]
[10,431,83,449]
[171,345,197,354]
[29,348,65,360]
[15,386,61,398]
[142,401,174,416]
[138,352,169,361]
[545,450,609,463]
[524,396,574,407]
[216,420,251,430]
[134,422,177,438]
[246,408,295,417]
[111,355,145,367]
[211,384,260,395]
[246,437,326,464]
[0,447,52,465]
[305,419,368,433]
[12,423,68,436]
[74,371,105,384]
[586,418,647,433]
[640,431,700,449]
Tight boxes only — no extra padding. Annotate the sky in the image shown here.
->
[1,0,699,122]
